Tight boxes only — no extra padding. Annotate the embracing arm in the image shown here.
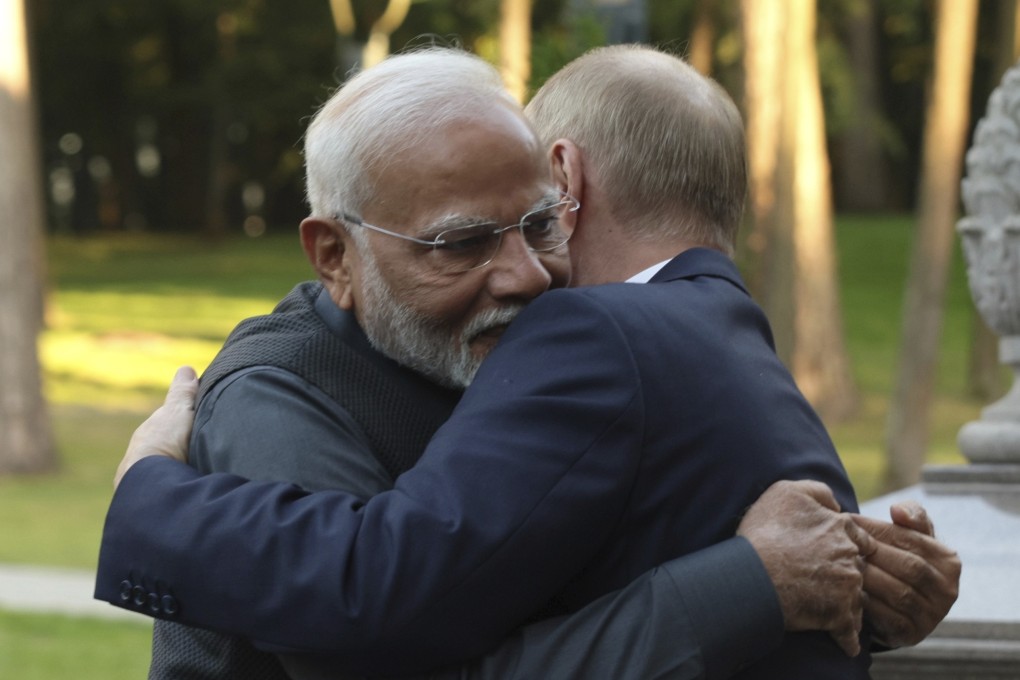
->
[97,294,656,674]
[98,351,884,678]
[284,538,784,680]
[191,369,783,680]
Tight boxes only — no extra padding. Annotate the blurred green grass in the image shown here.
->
[0,609,151,679]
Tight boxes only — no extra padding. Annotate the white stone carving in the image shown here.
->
[957,64,1020,462]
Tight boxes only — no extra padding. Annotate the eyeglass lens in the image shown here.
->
[431,200,573,273]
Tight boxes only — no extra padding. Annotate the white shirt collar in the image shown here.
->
[625,259,672,284]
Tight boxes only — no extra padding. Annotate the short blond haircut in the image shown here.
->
[525,45,746,253]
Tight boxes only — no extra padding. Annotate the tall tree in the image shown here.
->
[740,0,784,296]
[785,0,858,421]
[743,0,858,422]
[0,0,56,473]
[500,0,532,103]
[688,0,715,76]
[329,0,413,71]
[884,0,979,489]
[832,0,890,212]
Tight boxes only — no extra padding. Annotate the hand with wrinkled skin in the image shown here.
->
[852,503,961,648]
[737,480,875,657]
[114,366,199,488]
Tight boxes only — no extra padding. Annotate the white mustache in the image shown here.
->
[462,305,526,343]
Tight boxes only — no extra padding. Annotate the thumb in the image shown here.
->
[165,366,198,410]
[889,501,934,537]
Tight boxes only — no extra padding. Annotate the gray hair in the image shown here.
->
[525,45,746,253]
[304,47,517,227]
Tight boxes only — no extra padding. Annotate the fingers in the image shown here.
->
[113,367,199,490]
[792,479,841,512]
[861,559,924,647]
[851,514,957,558]
[844,514,878,558]
[854,520,961,648]
[830,625,862,658]
[166,366,199,410]
[889,501,934,536]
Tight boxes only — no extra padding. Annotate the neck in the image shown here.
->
[571,234,706,286]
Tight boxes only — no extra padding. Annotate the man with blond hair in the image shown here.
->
[98,46,959,678]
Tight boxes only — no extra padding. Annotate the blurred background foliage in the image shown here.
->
[28,0,1003,237]
[1,0,1005,672]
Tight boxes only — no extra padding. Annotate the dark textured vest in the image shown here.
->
[150,282,462,680]
[198,281,461,478]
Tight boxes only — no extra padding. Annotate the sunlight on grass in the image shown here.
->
[42,330,222,402]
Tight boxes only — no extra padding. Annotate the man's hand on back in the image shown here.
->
[852,503,961,648]
[737,480,874,657]
[114,366,199,488]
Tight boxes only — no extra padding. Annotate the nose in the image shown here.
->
[484,228,552,301]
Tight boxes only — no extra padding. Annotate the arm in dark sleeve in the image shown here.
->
[150,367,391,680]
[188,369,783,680]
[94,292,769,675]
[188,367,391,495]
[428,537,783,680]
[283,538,784,680]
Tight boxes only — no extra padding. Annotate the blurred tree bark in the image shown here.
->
[784,0,858,421]
[363,0,412,68]
[0,0,57,473]
[741,0,784,298]
[500,0,532,103]
[328,0,412,71]
[688,0,714,76]
[833,0,890,212]
[743,0,858,422]
[884,0,978,490]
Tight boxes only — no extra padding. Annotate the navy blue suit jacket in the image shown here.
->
[96,249,867,677]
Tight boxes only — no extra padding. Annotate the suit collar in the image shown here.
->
[647,247,749,295]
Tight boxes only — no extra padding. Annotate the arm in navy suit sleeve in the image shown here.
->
[162,368,784,680]
[289,539,782,680]
[96,290,783,676]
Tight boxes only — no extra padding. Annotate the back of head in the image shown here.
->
[305,47,517,221]
[526,45,746,253]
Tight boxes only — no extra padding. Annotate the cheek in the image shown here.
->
[389,266,483,327]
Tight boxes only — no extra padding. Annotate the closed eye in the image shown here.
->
[435,228,498,252]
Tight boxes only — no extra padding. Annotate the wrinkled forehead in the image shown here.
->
[366,106,553,232]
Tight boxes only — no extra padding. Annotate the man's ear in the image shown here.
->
[300,217,356,310]
[548,139,584,234]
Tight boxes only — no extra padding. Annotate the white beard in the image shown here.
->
[357,249,523,389]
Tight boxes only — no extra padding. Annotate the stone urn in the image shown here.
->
[860,64,1020,679]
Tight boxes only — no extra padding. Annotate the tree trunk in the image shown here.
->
[784,0,858,422]
[0,0,57,473]
[363,0,412,69]
[499,0,532,103]
[833,0,890,212]
[688,0,715,76]
[740,0,785,300]
[883,0,978,490]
